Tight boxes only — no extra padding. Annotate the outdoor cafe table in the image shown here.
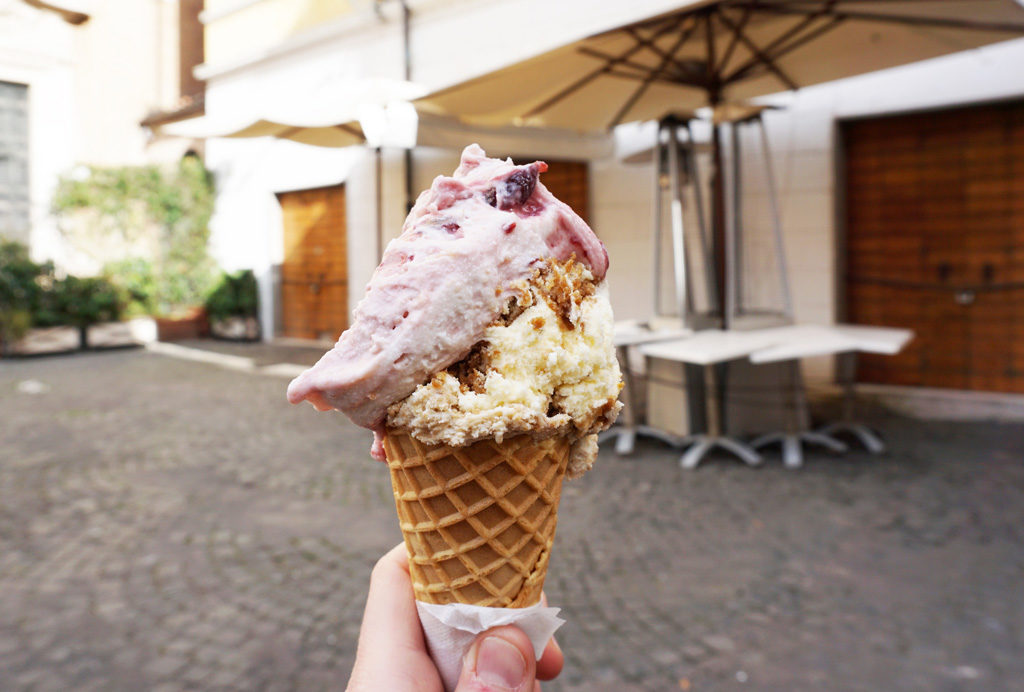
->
[750,324,913,455]
[599,321,692,454]
[638,329,788,469]
[639,324,914,469]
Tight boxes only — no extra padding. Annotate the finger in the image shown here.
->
[535,593,563,681]
[358,544,420,652]
[347,543,441,691]
[536,637,563,681]
[454,625,537,692]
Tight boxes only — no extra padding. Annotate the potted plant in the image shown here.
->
[205,269,261,341]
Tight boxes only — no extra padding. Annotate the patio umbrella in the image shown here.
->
[162,78,424,148]
[417,1,1024,130]
[416,0,1024,322]
[210,118,367,148]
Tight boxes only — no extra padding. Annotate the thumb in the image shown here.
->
[454,625,537,692]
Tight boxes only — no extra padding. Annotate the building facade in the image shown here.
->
[0,0,203,272]
[169,1,1024,395]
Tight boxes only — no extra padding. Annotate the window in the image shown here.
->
[0,81,29,241]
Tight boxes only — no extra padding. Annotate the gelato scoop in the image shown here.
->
[287,144,620,468]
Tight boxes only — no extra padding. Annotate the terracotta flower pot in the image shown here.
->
[155,307,209,342]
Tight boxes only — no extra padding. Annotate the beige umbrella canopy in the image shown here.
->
[416,0,1024,131]
[218,119,365,147]
[161,78,424,148]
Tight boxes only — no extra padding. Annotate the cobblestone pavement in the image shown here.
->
[173,339,328,368]
[2,348,1023,691]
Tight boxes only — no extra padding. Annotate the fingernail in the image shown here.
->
[474,635,527,690]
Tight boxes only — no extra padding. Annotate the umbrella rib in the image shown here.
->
[717,11,799,91]
[604,69,722,91]
[576,46,667,79]
[704,10,719,102]
[526,15,687,119]
[721,0,837,82]
[760,15,846,66]
[608,22,699,128]
[757,5,1024,34]
[716,4,755,75]
[623,26,692,76]
[725,12,844,85]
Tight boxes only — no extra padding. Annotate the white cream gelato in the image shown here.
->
[387,258,622,478]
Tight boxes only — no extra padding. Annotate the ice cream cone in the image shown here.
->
[384,429,571,608]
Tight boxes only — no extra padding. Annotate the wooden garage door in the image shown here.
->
[843,100,1024,393]
[278,185,349,340]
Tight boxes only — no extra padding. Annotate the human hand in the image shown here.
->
[347,543,564,691]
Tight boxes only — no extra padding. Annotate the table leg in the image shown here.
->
[749,360,849,469]
[680,437,713,470]
[678,364,762,470]
[783,435,802,469]
[814,352,886,454]
[816,422,885,454]
[602,346,688,455]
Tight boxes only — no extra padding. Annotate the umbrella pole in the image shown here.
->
[728,121,742,325]
[710,121,728,329]
[709,126,730,440]
[652,121,665,316]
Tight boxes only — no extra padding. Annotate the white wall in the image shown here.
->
[0,1,203,270]
[0,3,76,261]
[590,155,657,322]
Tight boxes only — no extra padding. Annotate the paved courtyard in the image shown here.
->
[1,346,1023,691]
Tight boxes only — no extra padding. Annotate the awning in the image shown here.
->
[159,78,425,148]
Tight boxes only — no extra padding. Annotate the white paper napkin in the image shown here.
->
[416,601,565,691]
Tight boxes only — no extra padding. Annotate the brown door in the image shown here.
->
[278,184,349,340]
[539,159,590,225]
[843,100,1024,393]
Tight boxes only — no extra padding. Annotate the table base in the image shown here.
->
[599,425,685,455]
[678,435,762,470]
[815,422,886,454]
[750,431,848,469]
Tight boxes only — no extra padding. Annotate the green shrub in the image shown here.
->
[0,240,49,341]
[205,269,259,321]
[103,257,158,317]
[54,275,125,328]
[1,240,126,350]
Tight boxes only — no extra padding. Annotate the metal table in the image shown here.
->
[599,322,692,455]
[749,324,914,461]
[638,330,792,469]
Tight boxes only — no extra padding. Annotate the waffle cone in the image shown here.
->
[384,429,571,608]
